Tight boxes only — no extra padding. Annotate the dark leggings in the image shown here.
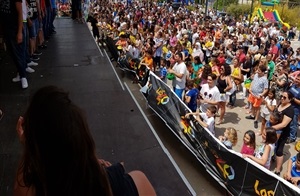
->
[275,136,288,156]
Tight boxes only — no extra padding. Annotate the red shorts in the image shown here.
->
[248,94,263,108]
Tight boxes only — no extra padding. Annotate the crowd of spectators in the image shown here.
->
[88,0,300,185]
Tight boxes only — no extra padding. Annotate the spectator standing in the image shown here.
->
[266,54,275,82]
[268,38,279,61]
[168,52,187,99]
[245,65,269,129]
[199,73,220,113]
[184,80,199,112]
[216,64,233,124]
[153,31,164,71]
[259,88,277,136]
[185,105,217,136]
[0,0,29,89]
[243,127,277,170]
[273,91,294,175]
[287,74,300,143]
[240,130,256,155]
[218,127,238,149]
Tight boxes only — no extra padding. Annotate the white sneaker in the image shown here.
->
[21,78,28,89]
[27,61,38,66]
[26,67,35,73]
[12,74,20,82]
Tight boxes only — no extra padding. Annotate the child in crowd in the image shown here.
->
[210,58,220,77]
[185,105,217,135]
[266,111,283,139]
[243,127,277,169]
[289,59,297,73]
[191,56,203,80]
[184,80,200,112]
[283,152,300,187]
[218,127,238,149]
[240,130,256,155]
[140,49,154,71]
[259,88,277,135]
[159,59,167,82]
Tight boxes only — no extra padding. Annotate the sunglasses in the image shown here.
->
[280,95,287,100]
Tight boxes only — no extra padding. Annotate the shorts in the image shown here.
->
[260,112,270,121]
[29,18,39,38]
[219,93,228,102]
[248,94,263,108]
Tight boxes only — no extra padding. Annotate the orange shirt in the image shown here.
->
[215,30,222,40]
[143,56,153,70]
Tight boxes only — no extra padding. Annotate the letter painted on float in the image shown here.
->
[254,180,275,196]
[156,87,169,105]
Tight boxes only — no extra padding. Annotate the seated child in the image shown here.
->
[218,127,238,149]
[185,105,217,135]
[283,152,300,188]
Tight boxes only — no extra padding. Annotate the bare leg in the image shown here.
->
[259,117,266,135]
[275,155,283,173]
[217,102,226,124]
[129,171,156,196]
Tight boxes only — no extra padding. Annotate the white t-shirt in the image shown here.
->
[200,113,215,135]
[199,83,220,112]
[192,32,199,45]
[260,97,277,115]
[172,61,187,89]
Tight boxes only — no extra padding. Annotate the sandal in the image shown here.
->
[0,110,3,121]
[216,119,225,125]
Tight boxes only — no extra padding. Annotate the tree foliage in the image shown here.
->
[226,3,252,18]
[213,0,237,11]
[276,5,300,27]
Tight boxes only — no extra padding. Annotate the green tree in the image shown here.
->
[213,0,237,11]
[226,3,252,18]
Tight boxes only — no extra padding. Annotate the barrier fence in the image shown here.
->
[105,37,300,195]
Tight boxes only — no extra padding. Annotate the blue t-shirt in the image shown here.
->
[290,64,297,72]
[160,67,167,79]
[266,121,282,135]
[191,62,202,79]
[186,88,199,112]
[290,155,300,178]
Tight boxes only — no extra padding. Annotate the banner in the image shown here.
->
[140,72,300,195]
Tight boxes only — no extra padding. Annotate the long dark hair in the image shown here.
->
[20,86,112,196]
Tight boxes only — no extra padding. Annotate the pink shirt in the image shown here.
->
[241,143,255,155]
